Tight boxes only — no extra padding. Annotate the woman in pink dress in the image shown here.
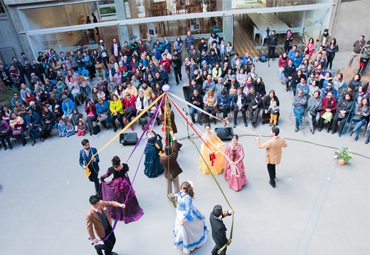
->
[224,135,247,191]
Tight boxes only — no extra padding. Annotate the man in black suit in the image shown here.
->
[210,204,234,255]
[246,86,262,127]
[232,87,248,128]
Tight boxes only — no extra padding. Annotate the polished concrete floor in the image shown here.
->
[0,51,369,255]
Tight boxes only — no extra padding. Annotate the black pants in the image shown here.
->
[219,106,229,119]
[267,163,276,185]
[174,68,182,84]
[102,57,109,69]
[87,65,95,78]
[88,169,100,194]
[212,245,227,255]
[0,134,11,149]
[327,54,335,70]
[248,106,260,124]
[233,107,247,125]
[41,122,54,138]
[284,41,291,53]
[110,113,124,131]
[205,107,216,124]
[329,113,347,134]
[268,46,276,57]
[95,225,116,255]
[124,107,136,123]
[87,116,97,134]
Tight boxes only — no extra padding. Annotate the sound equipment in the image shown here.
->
[119,132,138,145]
[215,127,234,141]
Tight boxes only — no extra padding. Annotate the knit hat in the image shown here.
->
[213,204,223,217]
[348,83,356,90]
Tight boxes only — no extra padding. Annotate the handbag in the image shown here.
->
[12,129,22,135]
[352,114,364,122]
[98,114,108,122]
[321,112,332,122]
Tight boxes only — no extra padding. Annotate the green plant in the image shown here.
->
[334,147,353,162]
[99,6,116,15]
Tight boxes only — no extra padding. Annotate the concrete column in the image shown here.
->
[115,0,130,43]
[222,0,233,45]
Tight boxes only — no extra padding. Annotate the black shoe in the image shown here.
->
[233,124,236,128]
[244,122,248,127]
[252,123,257,128]
[191,118,196,124]
[90,133,93,136]
[198,121,203,126]
[94,244,104,255]
[3,146,7,151]
[326,128,330,133]
[32,140,36,146]
[354,136,359,141]
[214,119,217,125]
[331,130,336,134]
[111,252,118,255]
[114,128,117,132]
[269,123,273,126]
[40,137,44,142]
[338,133,341,137]
[295,127,299,132]
[365,139,369,144]
[176,82,179,86]
[269,180,276,188]
[9,146,12,150]
[349,131,354,136]
[286,89,289,92]
[318,128,322,132]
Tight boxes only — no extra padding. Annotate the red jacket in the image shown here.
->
[121,95,137,111]
[160,58,171,73]
[320,97,337,116]
[25,95,36,105]
[278,56,290,68]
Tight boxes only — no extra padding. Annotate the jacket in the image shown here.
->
[278,56,290,68]
[183,84,202,102]
[110,100,124,115]
[203,80,215,92]
[232,92,247,109]
[85,103,97,118]
[256,136,288,165]
[284,64,296,78]
[134,96,148,112]
[353,40,366,54]
[246,92,262,108]
[320,97,337,116]
[160,139,182,180]
[79,147,100,173]
[208,53,218,66]
[337,98,354,115]
[217,94,230,107]
[292,55,302,68]
[110,42,122,55]
[267,34,278,47]
[293,95,308,110]
[24,112,41,127]
[62,98,76,115]
[86,201,120,240]
[185,36,195,49]
[307,96,322,116]
[96,101,110,116]
[209,212,231,248]
[105,68,116,80]
[262,95,280,110]
[146,40,155,53]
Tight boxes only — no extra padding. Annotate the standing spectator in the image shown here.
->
[278,52,289,83]
[284,30,293,53]
[184,31,195,56]
[146,36,155,55]
[306,38,315,56]
[20,52,30,66]
[327,38,339,70]
[69,51,78,71]
[130,38,139,53]
[293,89,308,132]
[348,35,366,67]
[98,40,109,68]
[161,36,171,53]
[359,40,370,73]
[110,38,121,62]
[138,39,147,55]
[319,28,331,48]
[267,30,278,58]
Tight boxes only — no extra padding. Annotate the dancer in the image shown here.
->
[209,204,234,255]
[224,135,247,191]
[86,195,125,255]
[255,126,288,188]
[144,130,164,178]
[171,181,208,254]
[100,156,144,223]
[199,124,226,175]
[160,130,183,197]
[79,139,100,195]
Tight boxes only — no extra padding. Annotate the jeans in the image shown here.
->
[308,112,320,130]
[190,107,202,123]
[294,108,305,128]
[0,134,11,148]
[279,67,284,81]
[87,116,97,134]
[352,118,367,137]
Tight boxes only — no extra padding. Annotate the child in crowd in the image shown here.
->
[77,120,86,136]
[218,40,226,57]
[58,118,66,137]
[66,120,75,137]
[268,100,280,126]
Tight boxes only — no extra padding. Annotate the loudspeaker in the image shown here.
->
[119,132,138,145]
[215,127,234,141]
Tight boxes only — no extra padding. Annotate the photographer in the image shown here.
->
[267,30,278,59]
[172,50,182,85]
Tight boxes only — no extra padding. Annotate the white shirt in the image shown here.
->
[237,94,242,107]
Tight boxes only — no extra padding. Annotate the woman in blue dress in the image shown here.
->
[171,181,208,254]
[144,130,164,178]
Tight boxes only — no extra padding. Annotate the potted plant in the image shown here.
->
[334,147,353,165]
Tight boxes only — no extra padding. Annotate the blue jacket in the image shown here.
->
[151,51,162,61]
[200,54,208,64]
[96,101,110,116]
[296,83,309,96]
[83,55,92,67]
[292,55,302,68]
[79,147,100,173]
[242,56,253,65]
[105,68,116,80]
[139,58,149,67]
[288,49,297,60]
[217,94,230,107]
[154,44,162,53]
[11,97,24,107]
[162,41,172,53]
[62,98,76,115]
[24,112,41,127]
[159,70,168,84]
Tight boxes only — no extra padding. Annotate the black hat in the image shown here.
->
[348,83,356,90]
[213,204,223,217]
